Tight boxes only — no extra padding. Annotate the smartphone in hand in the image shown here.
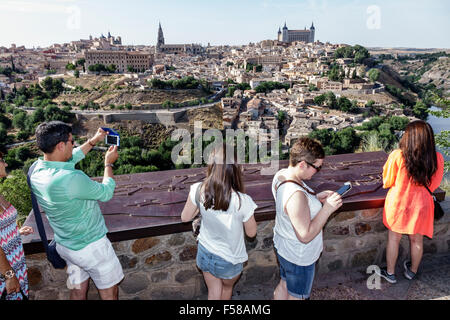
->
[336,182,352,196]
[101,127,120,147]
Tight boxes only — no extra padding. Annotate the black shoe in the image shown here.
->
[376,267,397,284]
[403,260,416,280]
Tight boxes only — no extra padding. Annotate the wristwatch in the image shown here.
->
[0,269,15,281]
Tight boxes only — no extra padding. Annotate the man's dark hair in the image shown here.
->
[35,121,72,153]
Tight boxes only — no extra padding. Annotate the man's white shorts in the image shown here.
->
[56,235,124,290]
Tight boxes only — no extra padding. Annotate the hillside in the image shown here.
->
[54,74,210,108]
[417,57,450,95]
[72,104,223,148]
[54,89,209,108]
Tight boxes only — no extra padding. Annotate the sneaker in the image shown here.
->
[403,260,416,280]
[376,267,397,284]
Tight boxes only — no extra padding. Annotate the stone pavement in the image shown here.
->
[224,252,450,300]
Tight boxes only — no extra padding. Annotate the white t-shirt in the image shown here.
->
[271,169,323,266]
[189,182,257,265]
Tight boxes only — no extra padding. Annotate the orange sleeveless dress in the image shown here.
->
[382,149,444,238]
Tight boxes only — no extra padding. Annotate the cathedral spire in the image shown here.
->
[157,22,165,50]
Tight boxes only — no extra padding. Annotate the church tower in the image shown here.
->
[309,22,315,43]
[277,27,282,41]
[156,22,165,52]
[282,22,288,42]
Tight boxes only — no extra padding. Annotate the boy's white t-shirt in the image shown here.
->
[271,169,324,266]
[189,182,257,265]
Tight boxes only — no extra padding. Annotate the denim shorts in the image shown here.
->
[196,242,243,280]
[276,250,316,299]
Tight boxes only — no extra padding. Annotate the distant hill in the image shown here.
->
[368,47,450,56]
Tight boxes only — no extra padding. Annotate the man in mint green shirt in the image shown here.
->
[30,121,123,300]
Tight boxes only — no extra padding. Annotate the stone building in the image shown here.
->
[84,50,154,73]
[156,23,204,55]
[277,22,315,43]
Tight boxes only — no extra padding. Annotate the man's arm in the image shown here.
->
[68,145,119,202]
[79,128,107,156]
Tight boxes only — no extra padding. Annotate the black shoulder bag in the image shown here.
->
[424,185,445,221]
[26,162,67,269]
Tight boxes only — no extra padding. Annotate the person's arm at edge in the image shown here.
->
[181,197,199,222]
[0,246,20,294]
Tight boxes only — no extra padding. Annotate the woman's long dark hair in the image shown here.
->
[399,120,437,187]
[203,144,244,211]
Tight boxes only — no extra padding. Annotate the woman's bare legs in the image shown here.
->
[203,272,222,300]
[408,233,423,273]
[386,230,403,274]
[203,271,240,300]
[273,279,289,300]
[221,274,240,300]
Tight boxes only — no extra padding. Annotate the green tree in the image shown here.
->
[328,65,340,81]
[74,70,80,78]
[429,95,450,172]
[314,94,326,106]
[66,63,76,71]
[76,58,86,72]
[412,100,428,120]
[88,64,107,73]
[360,116,384,131]
[388,116,409,131]
[337,96,352,112]
[12,111,27,130]
[367,68,380,82]
[324,92,337,109]
[336,127,360,154]
[107,64,117,73]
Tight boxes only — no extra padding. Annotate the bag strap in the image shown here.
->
[275,179,317,197]
[26,161,49,254]
[423,184,437,201]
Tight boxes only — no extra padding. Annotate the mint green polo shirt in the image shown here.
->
[30,147,116,251]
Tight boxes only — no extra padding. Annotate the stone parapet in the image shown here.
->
[25,198,450,300]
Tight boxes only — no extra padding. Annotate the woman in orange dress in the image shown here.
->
[377,120,444,283]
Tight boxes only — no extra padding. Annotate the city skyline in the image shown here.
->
[0,0,449,49]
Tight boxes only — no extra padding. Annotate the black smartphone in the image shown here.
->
[336,182,352,196]
[106,134,120,146]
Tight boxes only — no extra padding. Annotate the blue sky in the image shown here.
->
[0,0,449,48]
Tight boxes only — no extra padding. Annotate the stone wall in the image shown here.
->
[103,110,186,125]
[25,198,450,300]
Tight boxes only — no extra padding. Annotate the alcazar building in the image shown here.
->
[277,22,315,43]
